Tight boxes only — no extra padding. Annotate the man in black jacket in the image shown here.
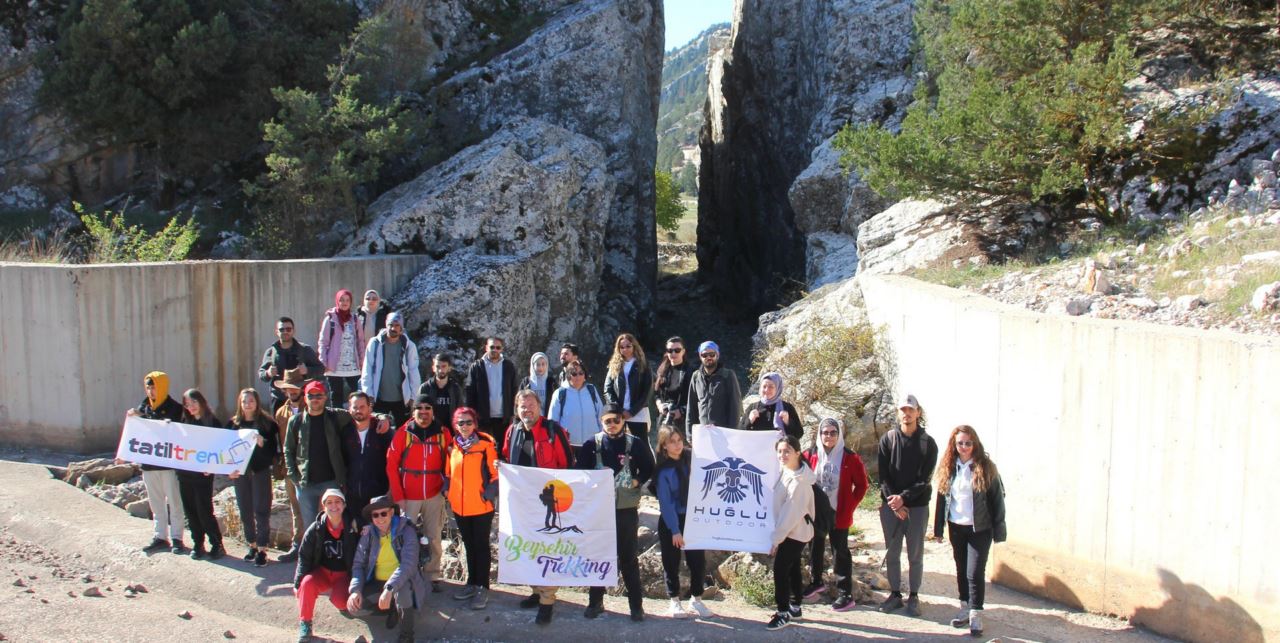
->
[259,317,324,411]
[419,353,465,433]
[341,392,394,523]
[294,489,360,643]
[686,341,742,435]
[876,393,938,618]
[465,337,517,447]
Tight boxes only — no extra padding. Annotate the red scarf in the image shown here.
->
[334,289,353,327]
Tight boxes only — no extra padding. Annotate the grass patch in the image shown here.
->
[0,230,74,263]
[859,475,882,511]
[752,317,881,418]
[733,570,775,608]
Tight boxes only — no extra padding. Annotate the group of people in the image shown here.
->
[122,288,1006,641]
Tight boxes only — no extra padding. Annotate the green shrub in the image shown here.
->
[655,168,683,233]
[753,317,881,419]
[733,568,775,608]
[79,202,198,263]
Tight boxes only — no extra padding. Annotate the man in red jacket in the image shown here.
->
[386,394,452,593]
[801,418,869,612]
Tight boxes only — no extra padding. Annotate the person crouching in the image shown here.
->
[347,495,426,643]
[294,489,359,643]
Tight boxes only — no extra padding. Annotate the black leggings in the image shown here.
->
[948,522,993,609]
[178,474,222,549]
[809,525,853,592]
[773,537,806,612]
[657,513,705,598]
[326,375,359,402]
[455,512,494,588]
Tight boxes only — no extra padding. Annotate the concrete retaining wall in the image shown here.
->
[859,274,1280,643]
[0,256,429,451]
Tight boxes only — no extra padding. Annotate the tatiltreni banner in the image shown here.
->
[683,425,781,554]
[497,463,617,586]
[116,416,257,475]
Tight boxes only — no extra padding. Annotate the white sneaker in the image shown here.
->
[970,609,984,636]
[667,598,689,619]
[950,601,970,628]
[687,595,713,618]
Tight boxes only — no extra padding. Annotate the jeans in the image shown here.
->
[880,504,928,594]
[810,524,853,593]
[142,469,184,540]
[285,477,304,548]
[657,512,705,598]
[178,473,222,549]
[455,512,494,588]
[347,579,390,617]
[326,375,359,403]
[773,537,806,612]
[297,480,339,525]
[589,507,642,611]
[948,522,994,609]
[233,469,273,548]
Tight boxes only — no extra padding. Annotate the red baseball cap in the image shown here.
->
[303,381,327,396]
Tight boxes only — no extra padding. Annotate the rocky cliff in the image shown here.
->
[697,0,916,316]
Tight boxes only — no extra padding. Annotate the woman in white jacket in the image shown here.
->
[767,435,815,630]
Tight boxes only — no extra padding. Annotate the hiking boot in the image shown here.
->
[385,607,400,630]
[208,544,226,560]
[905,594,921,617]
[296,620,313,643]
[242,547,257,562]
[254,550,268,567]
[583,601,604,619]
[142,538,170,553]
[630,606,645,622]
[535,603,553,625]
[879,593,903,613]
[431,580,443,593]
[397,610,415,643]
[832,592,856,612]
[951,601,970,627]
[519,593,541,609]
[969,609,984,637]
[278,546,300,563]
[766,611,792,630]
[667,598,689,619]
[453,585,477,601]
[802,582,825,601]
[170,540,187,554]
[189,545,207,560]
[688,595,713,618]
[470,587,489,610]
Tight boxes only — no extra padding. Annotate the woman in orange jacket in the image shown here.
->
[444,406,499,610]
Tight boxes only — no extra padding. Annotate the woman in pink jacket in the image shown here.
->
[318,289,365,402]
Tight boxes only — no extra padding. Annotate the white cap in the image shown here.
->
[320,488,346,504]
[896,393,919,410]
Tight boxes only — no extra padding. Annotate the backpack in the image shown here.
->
[594,433,642,509]
[556,383,601,420]
[397,427,449,477]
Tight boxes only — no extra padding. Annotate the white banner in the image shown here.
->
[497,463,617,586]
[683,425,781,554]
[116,416,258,475]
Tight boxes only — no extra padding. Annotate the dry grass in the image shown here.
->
[0,230,74,263]
[752,316,881,418]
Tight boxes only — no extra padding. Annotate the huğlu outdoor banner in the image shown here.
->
[497,463,617,586]
[116,416,258,475]
[683,425,781,554]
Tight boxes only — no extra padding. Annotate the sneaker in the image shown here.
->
[667,598,689,619]
[832,593,856,612]
[687,595,713,618]
[142,538,170,553]
[242,548,257,562]
[254,550,268,567]
[470,587,489,610]
[454,585,477,601]
[535,603,553,625]
[296,620,312,643]
[170,540,187,554]
[905,594,921,617]
[802,582,825,601]
[189,545,207,560]
[278,546,300,563]
[431,580,443,593]
[969,609,984,636]
[208,545,226,560]
[788,603,802,619]
[519,593,541,609]
[385,608,400,630]
[583,602,604,619]
[766,611,792,630]
[951,602,970,628]
[879,593,903,613]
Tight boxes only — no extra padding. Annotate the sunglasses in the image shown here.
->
[956,441,974,447]
[305,393,325,399]
[665,348,683,353]
[602,417,623,425]
[370,509,393,519]
[456,419,475,427]
[820,430,840,436]
[700,352,717,358]
[277,326,293,332]
[568,371,584,377]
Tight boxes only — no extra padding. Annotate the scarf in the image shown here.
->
[454,431,478,451]
[760,372,785,431]
[333,289,353,327]
[528,352,549,399]
[144,371,169,409]
[815,417,845,497]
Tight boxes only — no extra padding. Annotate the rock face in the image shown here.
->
[698,0,916,317]
[343,117,613,359]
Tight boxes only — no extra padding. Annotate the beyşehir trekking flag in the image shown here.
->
[117,416,258,475]
[683,425,781,554]
[497,462,618,586]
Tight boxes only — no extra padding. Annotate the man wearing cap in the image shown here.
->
[686,340,742,434]
[285,382,356,523]
[577,404,654,621]
[357,290,390,341]
[259,316,325,411]
[348,495,426,642]
[386,394,453,592]
[360,311,421,428]
[876,393,938,617]
[342,392,395,522]
[274,368,309,562]
[294,488,360,643]
[465,336,518,448]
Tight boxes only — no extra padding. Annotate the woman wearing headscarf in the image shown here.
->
[738,372,803,440]
[801,418,869,611]
[318,289,366,402]
[518,352,552,414]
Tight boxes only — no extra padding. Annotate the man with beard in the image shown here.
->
[686,341,742,435]
[361,312,420,428]
[259,316,324,411]
[386,394,453,593]
[418,354,465,433]
[466,337,517,447]
[342,392,394,522]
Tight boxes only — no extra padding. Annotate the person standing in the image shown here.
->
[651,426,712,619]
[551,343,580,387]
[603,333,654,442]
[258,317,324,411]
[356,289,391,340]
[653,337,695,431]
[444,407,499,610]
[285,381,354,520]
[502,390,575,624]
[766,435,816,631]
[466,337,517,448]
[386,394,452,592]
[418,354,465,433]
[877,393,938,617]
[347,495,426,643]
[318,289,366,403]
[686,341,742,435]
[546,360,603,456]
[578,404,654,621]
[124,371,185,553]
[226,388,279,567]
[519,352,552,414]
[178,389,225,560]
[933,425,1006,637]
[342,392,394,522]
[739,372,803,441]
[273,369,308,563]
[801,418,869,611]
[294,489,359,643]
[360,312,420,427]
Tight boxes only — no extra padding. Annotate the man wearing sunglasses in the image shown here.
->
[387,394,453,593]
[348,495,425,643]
[686,340,742,435]
[259,316,324,411]
[285,381,356,521]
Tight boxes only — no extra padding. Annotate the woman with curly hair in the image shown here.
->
[603,332,653,441]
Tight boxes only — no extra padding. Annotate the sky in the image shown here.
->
[664,0,734,51]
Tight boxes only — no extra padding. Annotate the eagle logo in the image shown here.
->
[699,457,767,504]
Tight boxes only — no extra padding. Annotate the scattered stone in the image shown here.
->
[867,572,890,590]
[1127,297,1159,312]
[1251,282,1280,312]
[67,591,75,598]
[126,500,152,520]
[178,611,193,620]
[39,598,48,603]
[125,583,148,594]
[354,636,369,643]
[1065,298,1093,316]
[1202,279,1235,303]
[1242,250,1280,264]
[23,588,33,594]
[64,459,139,487]
[222,630,236,639]
[12,579,24,587]
[81,575,92,583]
[81,586,103,598]
[1174,295,1204,312]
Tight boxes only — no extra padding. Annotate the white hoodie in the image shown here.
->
[771,462,817,545]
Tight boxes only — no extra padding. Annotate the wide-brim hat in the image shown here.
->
[362,494,400,521]
[273,367,306,390]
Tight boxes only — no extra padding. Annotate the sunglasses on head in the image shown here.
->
[370,509,393,518]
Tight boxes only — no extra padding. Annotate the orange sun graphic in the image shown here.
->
[548,479,574,512]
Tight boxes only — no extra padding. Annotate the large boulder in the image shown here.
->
[64,458,140,487]
[854,199,961,276]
